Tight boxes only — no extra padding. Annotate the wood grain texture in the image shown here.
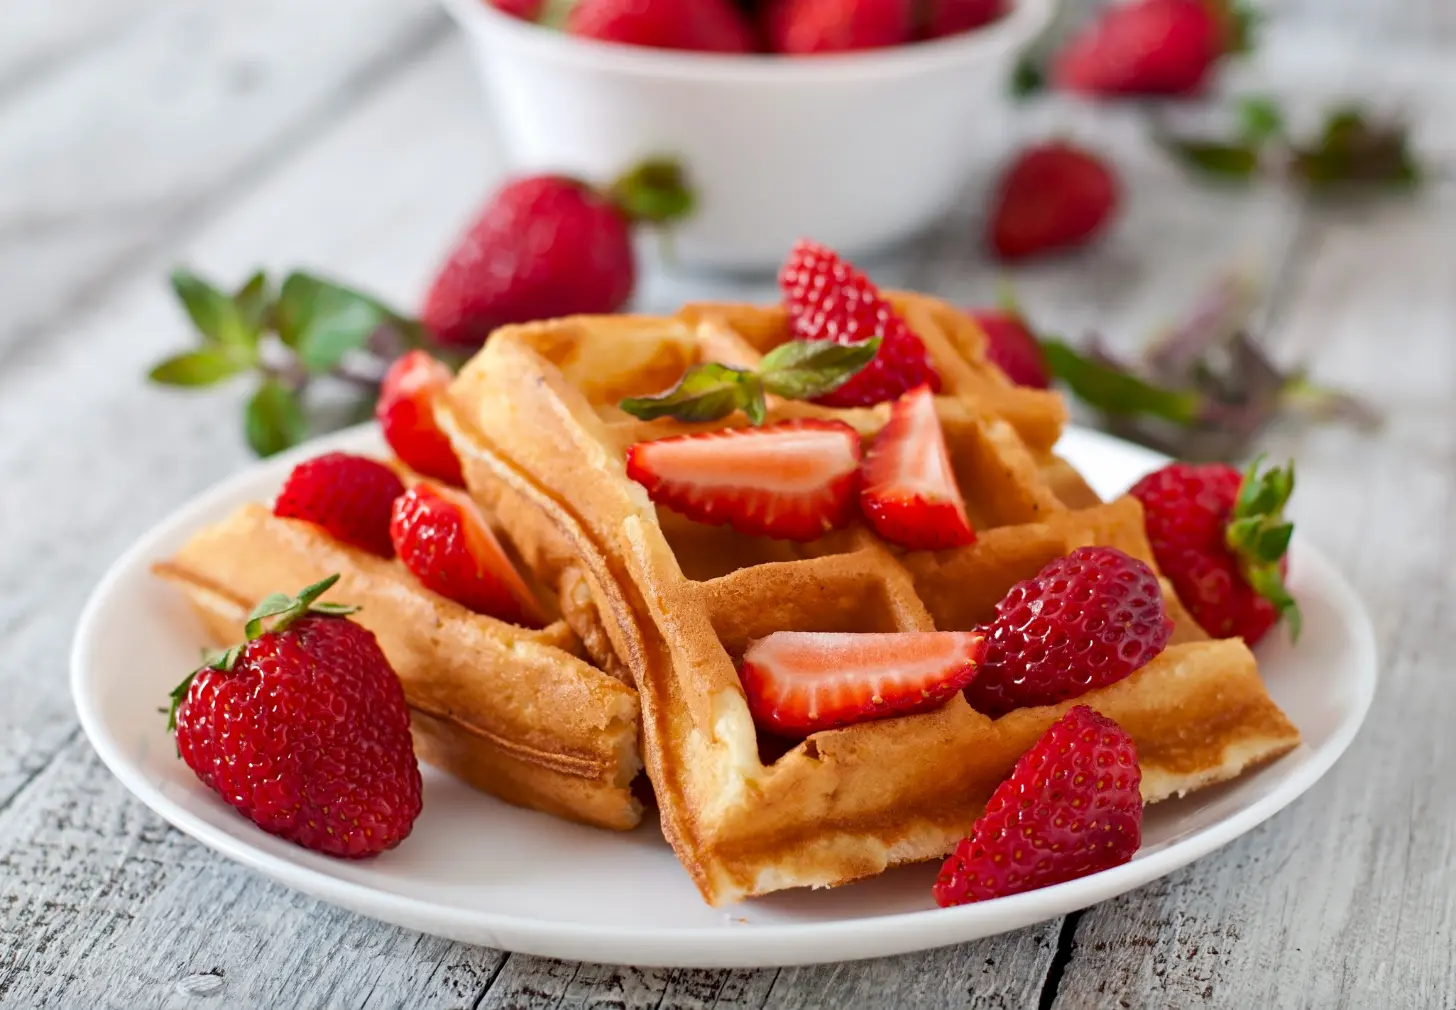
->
[2,2,1453,1006]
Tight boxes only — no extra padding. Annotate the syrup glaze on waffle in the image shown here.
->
[440,292,1301,906]
[154,488,643,832]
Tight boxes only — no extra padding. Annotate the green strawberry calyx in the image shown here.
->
[164,575,358,732]
[618,337,881,426]
[1224,456,1301,641]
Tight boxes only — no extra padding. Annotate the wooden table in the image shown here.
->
[3,3,1453,1007]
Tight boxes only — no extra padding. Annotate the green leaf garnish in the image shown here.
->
[620,363,766,426]
[234,271,271,332]
[1042,339,1203,424]
[244,379,306,457]
[147,349,247,387]
[1158,138,1262,181]
[618,338,881,426]
[275,272,387,370]
[1237,96,1285,144]
[1290,107,1421,191]
[170,269,258,353]
[757,337,881,401]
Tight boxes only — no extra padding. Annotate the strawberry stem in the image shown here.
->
[606,158,695,227]
[1225,455,1301,641]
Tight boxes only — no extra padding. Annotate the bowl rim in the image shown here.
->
[440,0,1053,83]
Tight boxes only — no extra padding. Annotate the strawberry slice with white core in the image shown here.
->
[860,385,975,551]
[739,630,984,737]
[625,419,862,542]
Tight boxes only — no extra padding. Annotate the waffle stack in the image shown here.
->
[438,292,1301,906]
[154,489,643,831]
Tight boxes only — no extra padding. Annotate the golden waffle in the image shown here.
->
[154,479,643,831]
[439,292,1301,906]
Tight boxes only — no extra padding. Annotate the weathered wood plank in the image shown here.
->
[0,0,450,354]
[1049,188,1456,1010]
[0,739,509,1009]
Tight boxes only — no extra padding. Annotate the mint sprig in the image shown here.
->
[148,267,432,458]
[619,337,881,425]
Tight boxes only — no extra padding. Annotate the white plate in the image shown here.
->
[72,424,1377,968]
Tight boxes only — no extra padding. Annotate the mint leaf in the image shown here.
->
[1159,137,1262,180]
[1237,96,1285,144]
[1291,107,1421,191]
[234,271,271,331]
[619,363,765,425]
[758,337,881,401]
[170,269,256,352]
[244,379,306,457]
[275,272,386,370]
[1042,340,1203,424]
[147,349,246,387]
[1010,55,1044,97]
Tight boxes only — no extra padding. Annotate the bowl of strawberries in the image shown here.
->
[440,0,1052,272]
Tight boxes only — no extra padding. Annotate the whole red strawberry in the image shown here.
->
[170,576,422,858]
[779,240,941,406]
[923,0,1006,37]
[1129,457,1299,646]
[568,0,757,52]
[273,452,405,558]
[969,308,1050,389]
[765,0,914,54]
[987,142,1120,261]
[377,351,464,486]
[965,546,1173,717]
[1053,0,1223,98]
[421,177,634,349]
[934,705,1142,905]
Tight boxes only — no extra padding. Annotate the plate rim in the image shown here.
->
[70,423,1379,968]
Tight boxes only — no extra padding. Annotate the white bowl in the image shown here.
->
[440,0,1052,272]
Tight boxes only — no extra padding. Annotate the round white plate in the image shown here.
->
[72,424,1376,968]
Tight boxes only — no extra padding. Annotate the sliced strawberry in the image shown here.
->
[625,419,861,542]
[274,452,405,558]
[859,385,975,551]
[389,483,545,628]
[739,630,984,737]
[376,351,465,486]
[933,705,1142,905]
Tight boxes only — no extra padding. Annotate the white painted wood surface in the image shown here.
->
[2,3,1451,1007]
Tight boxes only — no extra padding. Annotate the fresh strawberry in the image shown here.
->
[923,0,1006,37]
[969,309,1050,389]
[965,546,1173,717]
[273,452,405,558]
[567,0,757,52]
[934,705,1141,905]
[1053,0,1223,98]
[626,419,861,542]
[859,385,975,550]
[739,630,983,737]
[1128,457,1298,646]
[169,576,422,858]
[987,142,1119,262]
[488,0,543,20]
[421,177,634,348]
[765,0,914,53]
[376,351,464,486]
[390,483,545,627]
[779,240,940,407]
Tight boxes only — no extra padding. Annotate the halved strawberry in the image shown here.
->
[376,351,465,487]
[389,483,544,628]
[859,385,975,551]
[625,419,861,542]
[739,631,984,738]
